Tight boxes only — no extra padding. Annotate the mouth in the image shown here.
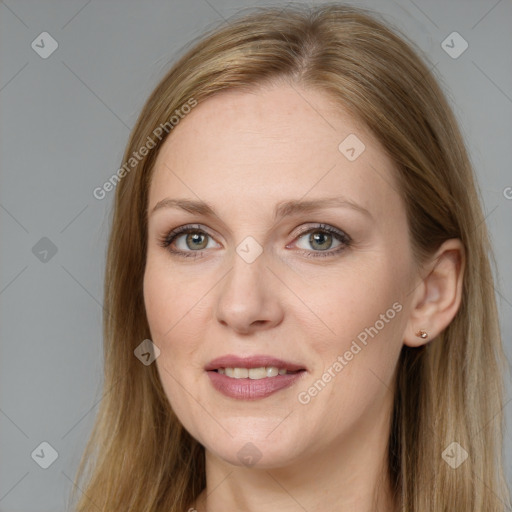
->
[205,355,307,400]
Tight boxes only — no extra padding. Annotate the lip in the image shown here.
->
[205,354,307,400]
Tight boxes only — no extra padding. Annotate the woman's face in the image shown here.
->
[144,83,417,468]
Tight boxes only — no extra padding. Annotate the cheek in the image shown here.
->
[314,263,398,330]
[305,260,406,384]
[143,257,206,375]
[143,256,205,341]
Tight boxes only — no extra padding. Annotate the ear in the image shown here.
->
[403,238,465,347]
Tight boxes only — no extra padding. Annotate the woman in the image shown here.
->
[71,4,511,511]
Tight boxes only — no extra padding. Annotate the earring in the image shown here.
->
[415,329,428,339]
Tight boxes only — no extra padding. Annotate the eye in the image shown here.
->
[289,224,351,258]
[158,224,219,258]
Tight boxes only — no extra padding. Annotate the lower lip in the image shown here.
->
[207,370,305,400]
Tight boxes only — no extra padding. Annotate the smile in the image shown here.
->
[205,355,307,400]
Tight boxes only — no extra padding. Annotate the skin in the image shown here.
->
[143,82,464,512]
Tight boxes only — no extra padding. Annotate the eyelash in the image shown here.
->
[157,223,352,259]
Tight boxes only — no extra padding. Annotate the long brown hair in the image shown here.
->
[70,4,511,511]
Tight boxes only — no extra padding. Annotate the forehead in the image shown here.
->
[149,84,403,222]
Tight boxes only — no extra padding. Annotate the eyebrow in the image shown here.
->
[150,196,372,220]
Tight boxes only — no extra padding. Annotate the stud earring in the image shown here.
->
[415,329,428,339]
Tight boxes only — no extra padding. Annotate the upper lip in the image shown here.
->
[205,354,306,372]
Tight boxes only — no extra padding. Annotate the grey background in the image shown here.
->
[0,0,511,510]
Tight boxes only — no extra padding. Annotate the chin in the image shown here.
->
[208,440,303,469]
[195,424,306,469]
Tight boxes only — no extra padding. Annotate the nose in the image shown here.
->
[214,250,285,335]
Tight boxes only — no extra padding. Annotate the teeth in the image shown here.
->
[218,366,289,380]
[266,367,278,377]
[233,368,248,378]
[249,367,266,379]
